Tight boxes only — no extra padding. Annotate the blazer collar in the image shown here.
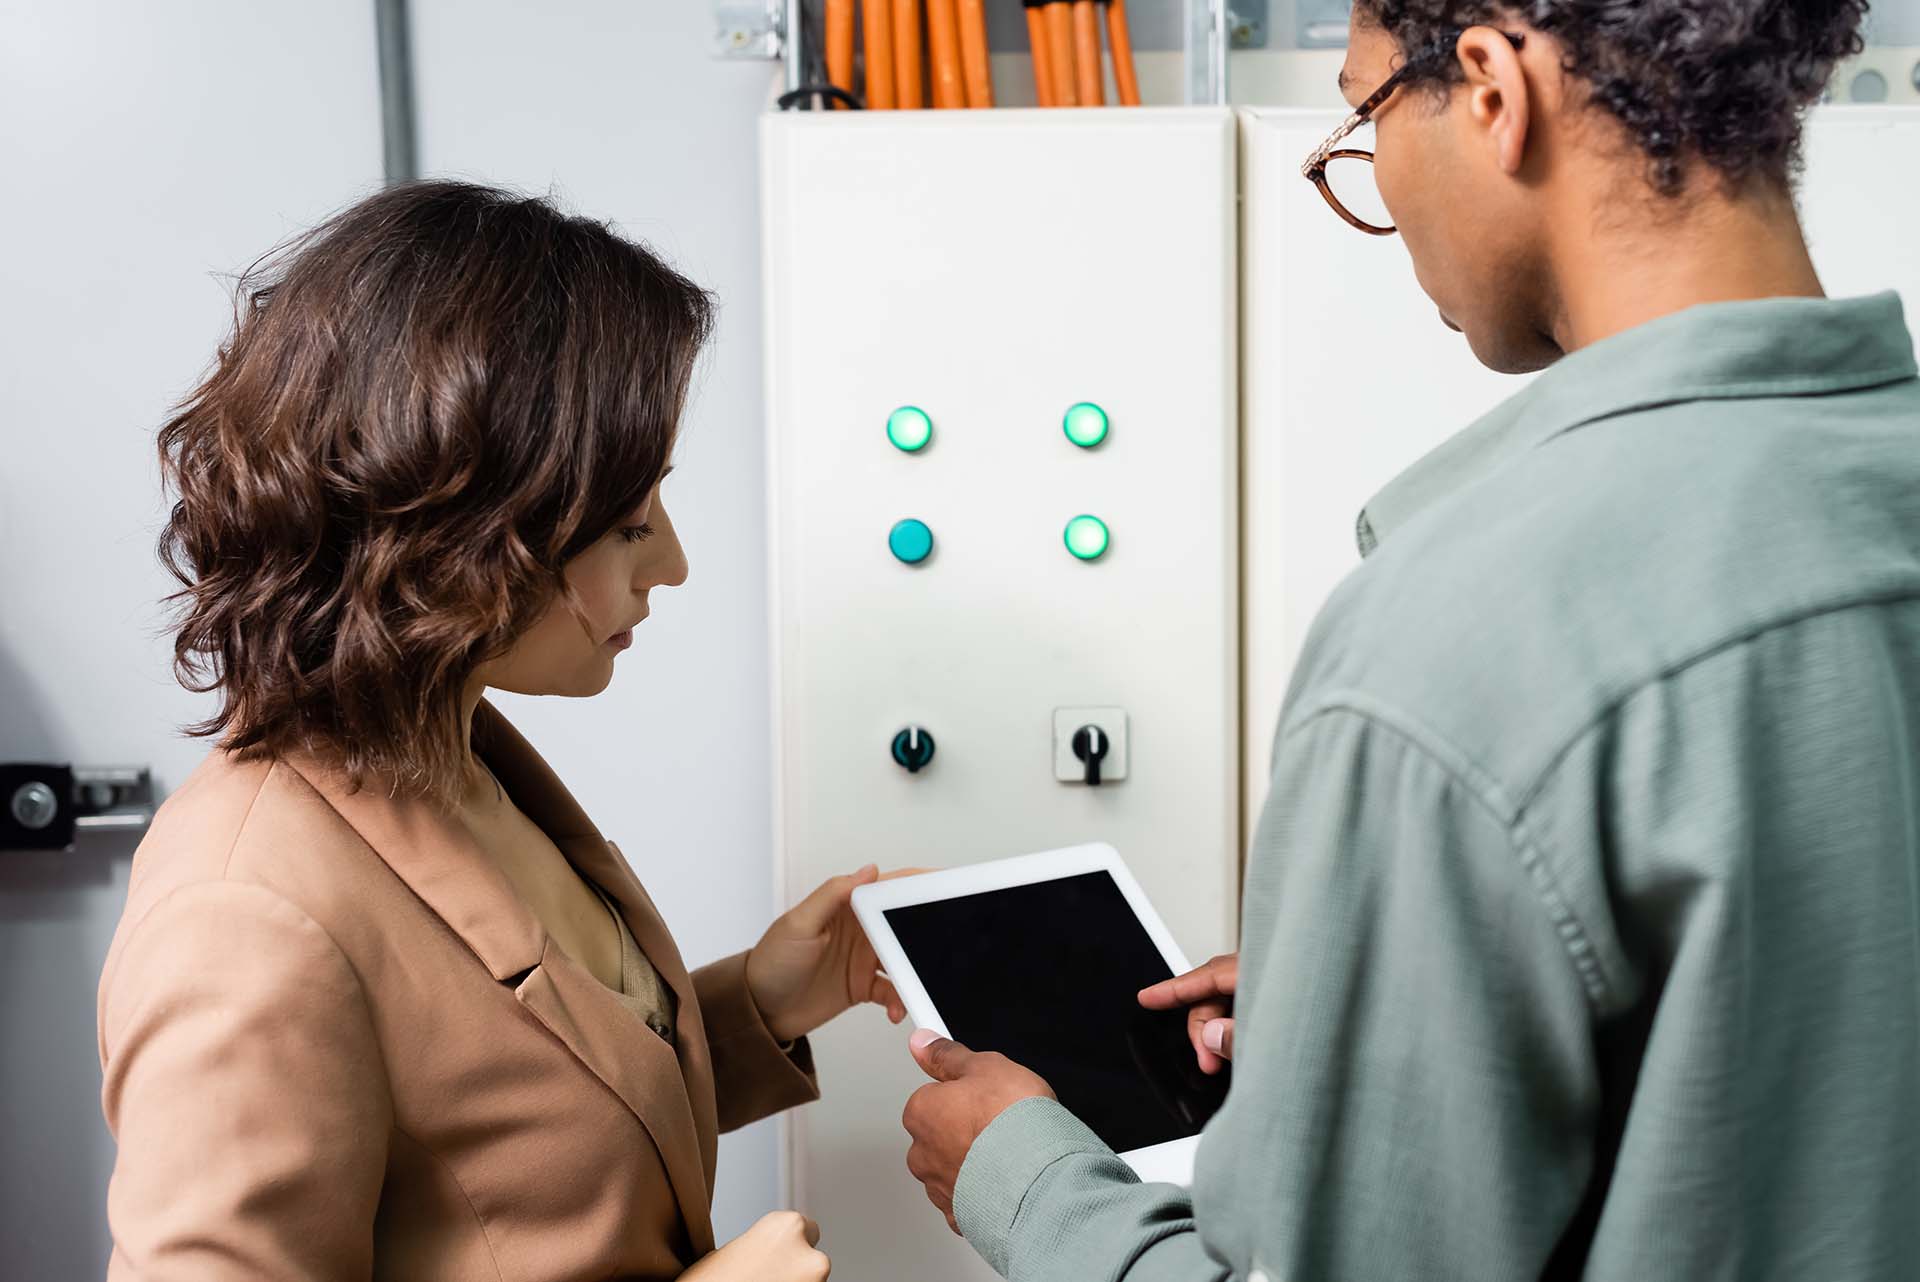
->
[279,700,722,1256]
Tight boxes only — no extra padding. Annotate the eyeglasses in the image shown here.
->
[1301,30,1526,236]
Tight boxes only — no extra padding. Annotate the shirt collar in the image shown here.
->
[1356,292,1918,557]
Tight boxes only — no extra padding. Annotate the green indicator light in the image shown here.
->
[889,518,934,565]
[1062,401,1110,449]
[887,405,934,453]
[1063,514,1110,561]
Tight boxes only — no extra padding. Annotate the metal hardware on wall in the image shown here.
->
[1184,0,1266,103]
[714,0,788,60]
[1820,46,1920,104]
[374,0,419,183]
[1294,0,1350,48]
[1228,0,1268,50]
[777,0,806,93]
[1186,0,1231,103]
[2,764,153,853]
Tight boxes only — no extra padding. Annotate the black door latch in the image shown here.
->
[2,764,153,853]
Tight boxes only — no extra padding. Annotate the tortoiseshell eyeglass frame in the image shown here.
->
[1301,30,1526,236]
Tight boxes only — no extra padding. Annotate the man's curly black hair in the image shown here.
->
[1355,1,1870,194]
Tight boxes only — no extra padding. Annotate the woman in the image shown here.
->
[97,181,901,1281]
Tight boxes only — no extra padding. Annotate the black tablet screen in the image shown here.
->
[883,870,1230,1155]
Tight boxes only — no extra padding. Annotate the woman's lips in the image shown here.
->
[606,629,634,651]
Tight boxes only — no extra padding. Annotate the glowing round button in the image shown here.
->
[1063,515,1110,561]
[1062,402,1109,449]
[887,406,934,453]
[889,518,934,564]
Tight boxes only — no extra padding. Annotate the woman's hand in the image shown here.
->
[681,1211,830,1282]
[746,866,910,1043]
[1138,952,1238,1075]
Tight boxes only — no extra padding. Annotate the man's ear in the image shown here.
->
[1456,25,1532,176]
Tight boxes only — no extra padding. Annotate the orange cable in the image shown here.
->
[1071,0,1103,105]
[926,0,966,108]
[958,0,994,107]
[825,0,856,107]
[1026,4,1056,106]
[862,0,896,107]
[1104,0,1140,105]
[1044,1,1077,106]
[892,0,923,108]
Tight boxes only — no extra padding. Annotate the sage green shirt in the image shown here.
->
[951,294,1920,1281]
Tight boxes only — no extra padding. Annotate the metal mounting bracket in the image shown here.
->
[713,0,786,61]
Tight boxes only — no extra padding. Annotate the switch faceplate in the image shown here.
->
[1053,707,1128,783]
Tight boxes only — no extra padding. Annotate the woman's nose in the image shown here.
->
[658,539,690,588]
[641,506,690,589]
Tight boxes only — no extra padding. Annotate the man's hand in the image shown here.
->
[901,1029,1056,1232]
[1138,952,1237,1075]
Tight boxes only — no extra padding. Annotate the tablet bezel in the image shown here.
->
[852,842,1204,1185]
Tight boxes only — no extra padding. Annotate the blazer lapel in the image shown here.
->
[511,937,718,1255]
[596,839,724,1200]
[286,703,721,1257]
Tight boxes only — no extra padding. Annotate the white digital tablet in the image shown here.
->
[851,842,1229,1185]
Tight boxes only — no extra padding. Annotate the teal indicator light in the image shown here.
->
[1063,514,1110,561]
[889,518,934,565]
[1062,401,1110,449]
[887,405,934,453]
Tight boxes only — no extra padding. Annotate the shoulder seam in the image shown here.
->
[102,760,277,983]
[217,758,276,881]
[1281,698,1614,1011]
[105,882,396,1114]
[1512,587,1920,813]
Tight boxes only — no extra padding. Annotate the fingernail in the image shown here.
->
[909,1028,940,1051]
[1203,1019,1227,1053]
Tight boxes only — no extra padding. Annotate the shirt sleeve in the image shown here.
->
[953,1096,1228,1281]
[99,881,392,1280]
[951,705,1600,1281]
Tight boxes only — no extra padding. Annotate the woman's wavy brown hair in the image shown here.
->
[158,180,713,803]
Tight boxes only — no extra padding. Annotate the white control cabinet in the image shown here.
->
[762,108,1240,1281]
[1239,105,1920,829]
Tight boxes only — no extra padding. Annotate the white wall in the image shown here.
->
[0,1,789,1271]
[0,4,381,1275]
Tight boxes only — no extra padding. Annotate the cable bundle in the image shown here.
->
[810,0,1140,109]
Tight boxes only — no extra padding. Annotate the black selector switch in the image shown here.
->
[1071,726,1109,786]
[891,726,936,774]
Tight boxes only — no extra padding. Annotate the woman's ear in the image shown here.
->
[1457,26,1532,177]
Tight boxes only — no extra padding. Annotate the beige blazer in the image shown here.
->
[97,702,818,1280]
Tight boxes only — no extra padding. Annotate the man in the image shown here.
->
[900,2,1920,1279]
